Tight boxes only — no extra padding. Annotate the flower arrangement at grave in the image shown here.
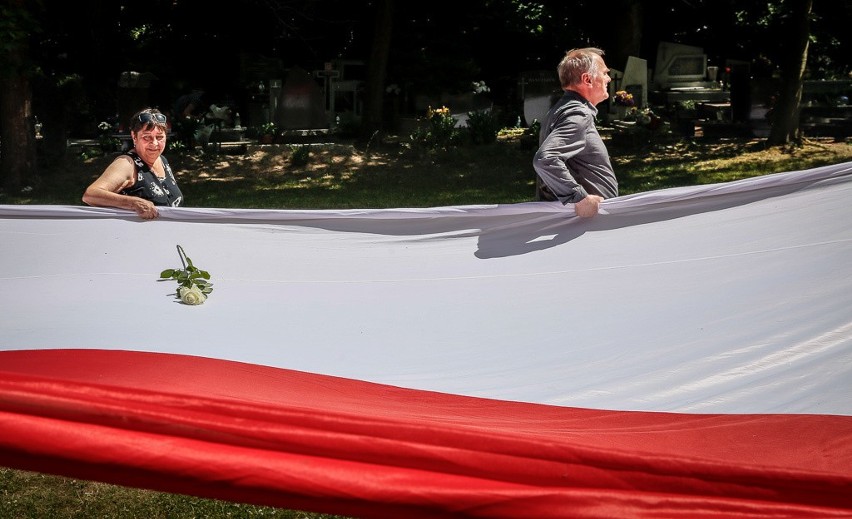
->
[614,90,635,107]
[623,107,665,130]
[611,105,671,148]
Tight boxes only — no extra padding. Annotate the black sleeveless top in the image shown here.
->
[120,151,183,207]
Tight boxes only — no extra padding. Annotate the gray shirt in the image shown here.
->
[533,91,617,204]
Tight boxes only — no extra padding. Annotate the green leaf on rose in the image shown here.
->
[159,245,214,304]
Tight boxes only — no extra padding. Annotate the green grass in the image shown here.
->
[1,131,850,518]
[183,142,536,210]
[0,468,346,519]
[7,132,849,210]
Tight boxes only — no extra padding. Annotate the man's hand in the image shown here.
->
[574,195,603,217]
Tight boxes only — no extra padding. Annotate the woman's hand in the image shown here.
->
[128,197,159,220]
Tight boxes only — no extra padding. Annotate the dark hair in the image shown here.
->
[129,108,168,133]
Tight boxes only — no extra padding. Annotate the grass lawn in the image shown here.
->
[3,131,850,210]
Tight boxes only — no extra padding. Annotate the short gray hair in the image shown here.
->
[557,47,605,88]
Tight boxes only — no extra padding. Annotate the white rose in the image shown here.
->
[179,285,207,305]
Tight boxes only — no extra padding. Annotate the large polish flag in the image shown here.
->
[1,162,851,518]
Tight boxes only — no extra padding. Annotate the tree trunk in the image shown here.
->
[611,0,644,71]
[0,75,36,192]
[0,1,37,193]
[767,0,813,146]
[361,0,394,140]
[33,76,72,165]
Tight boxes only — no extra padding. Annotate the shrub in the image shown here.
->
[466,109,501,145]
[172,116,204,148]
[289,145,311,167]
[411,106,461,149]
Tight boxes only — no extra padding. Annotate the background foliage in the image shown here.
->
[12,0,851,131]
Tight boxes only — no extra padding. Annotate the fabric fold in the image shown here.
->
[1,350,850,518]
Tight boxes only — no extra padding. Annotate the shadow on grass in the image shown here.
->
[5,134,848,208]
[181,141,536,209]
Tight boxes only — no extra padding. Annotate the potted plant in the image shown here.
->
[613,90,635,120]
[258,122,277,144]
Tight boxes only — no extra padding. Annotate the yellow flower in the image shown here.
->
[427,106,450,118]
[614,90,635,106]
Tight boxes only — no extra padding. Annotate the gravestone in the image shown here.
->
[276,67,327,130]
[520,70,561,127]
[622,56,648,108]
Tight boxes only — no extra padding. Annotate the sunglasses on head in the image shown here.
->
[138,112,167,125]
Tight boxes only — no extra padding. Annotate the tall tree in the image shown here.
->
[767,0,813,145]
[3,0,847,159]
[0,1,38,192]
[586,0,643,71]
[361,0,394,139]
